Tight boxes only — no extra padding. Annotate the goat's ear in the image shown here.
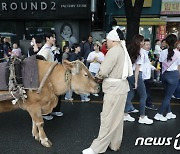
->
[62,60,74,70]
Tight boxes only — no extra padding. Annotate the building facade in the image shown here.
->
[0,0,92,49]
[106,0,180,45]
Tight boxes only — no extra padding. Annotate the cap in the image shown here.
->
[106,29,120,41]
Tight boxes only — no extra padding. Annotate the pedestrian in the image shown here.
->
[87,42,104,76]
[154,39,162,56]
[11,43,22,57]
[82,35,94,67]
[154,34,180,121]
[161,38,168,50]
[62,45,70,61]
[172,40,180,99]
[82,28,133,154]
[87,42,104,96]
[101,39,108,55]
[141,39,158,110]
[65,43,90,102]
[28,37,42,57]
[37,31,63,120]
[124,34,153,125]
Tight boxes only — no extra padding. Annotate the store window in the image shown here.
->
[139,26,153,41]
[0,21,22,43]
[25,21,55,40]
[166,22,180,38]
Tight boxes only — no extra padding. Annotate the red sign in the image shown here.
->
[157,26,166,40]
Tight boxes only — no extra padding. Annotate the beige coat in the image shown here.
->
[97,44,130,94]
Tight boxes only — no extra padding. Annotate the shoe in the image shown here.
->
[154,113,167,122]
[172,95,180,99]
[166,112,176,120]
[124,114,135,122]
[138,116,153,125]
[43,115,53,120]
[81,98,90,102]
[65,97,74,101]
[82,148,97,154]
[51,112,63,117]
[145,104,158,110]
[93,94,99,97]
[127,108,139,113]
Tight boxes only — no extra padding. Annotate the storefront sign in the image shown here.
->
[0,0,90,19]
[161,0,180,15]
[157,25,166,40]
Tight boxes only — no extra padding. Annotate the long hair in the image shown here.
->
[127,34,144,64]
[166,34,177,61]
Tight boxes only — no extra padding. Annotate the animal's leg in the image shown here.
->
[36,122,52,147]
[32,120,39,141]
[27,107,52,148]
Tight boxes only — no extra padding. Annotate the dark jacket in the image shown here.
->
[82,42,93,59]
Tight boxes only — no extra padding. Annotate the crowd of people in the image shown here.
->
[0,30,180,154]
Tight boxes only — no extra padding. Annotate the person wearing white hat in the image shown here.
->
[82,29,133,154]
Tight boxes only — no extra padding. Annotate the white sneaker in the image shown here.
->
[172,95,180,99]
[51,112,63,117]
[127,109,139,113]
[154,113,167,122]
[43,115,53,120]
[82,148,97,154]
[166,112,176,120]
[65,97,73,101]
[81,98,90,102]
[93,94,99,97]
[138,116,153,125]
[124,114,135,122]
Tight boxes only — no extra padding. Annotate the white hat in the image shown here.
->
[106,29,120,41]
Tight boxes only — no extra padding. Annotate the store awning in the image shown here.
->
[115,18,166,26]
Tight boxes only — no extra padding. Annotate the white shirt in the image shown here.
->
[132,49,145,71]
[37,44,54,62]
[154,45,162,55]
[141,48,156,80]
[87,51,104,74]
[159,49,180,71]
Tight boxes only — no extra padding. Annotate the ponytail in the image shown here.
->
[167,45,174,61]
[166,34,177,61]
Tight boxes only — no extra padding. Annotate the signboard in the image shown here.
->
[157,25,166,40]
[0,0,90,19]
[115,18,166,26]
[161,0,180,15]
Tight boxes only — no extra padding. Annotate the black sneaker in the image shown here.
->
[145,104,157,110]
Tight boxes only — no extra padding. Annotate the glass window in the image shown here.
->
[25,21,55,40]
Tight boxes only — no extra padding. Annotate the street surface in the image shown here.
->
[0,88,179,154]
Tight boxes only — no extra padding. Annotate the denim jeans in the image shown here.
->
[90,72,96,76]
[144,79,152,106]
[158,71,179,114]
[65,90,73,99]
[65,89,88,101]
[173,79,180,98]
[125,72,147,116]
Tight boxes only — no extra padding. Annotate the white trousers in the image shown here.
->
[90,93,127,153]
